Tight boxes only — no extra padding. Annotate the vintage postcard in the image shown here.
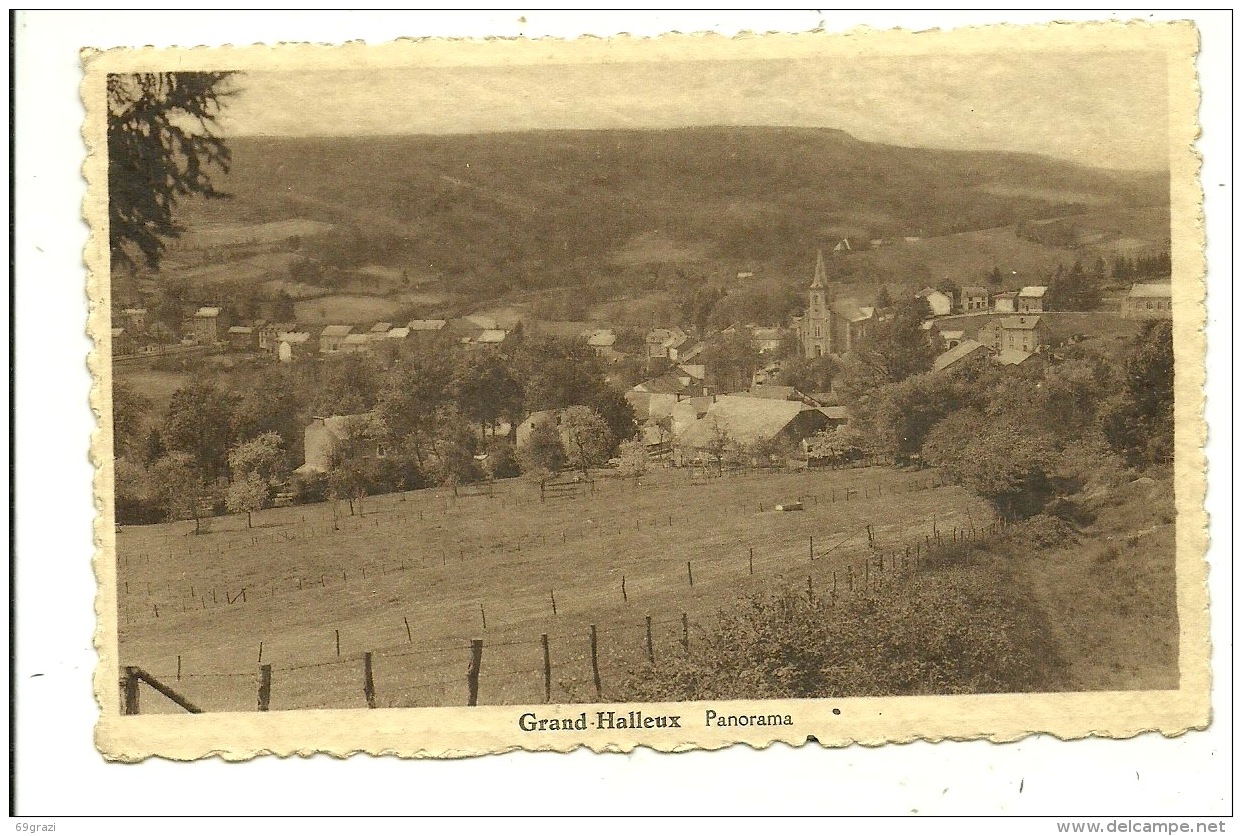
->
[85,21,1208,761]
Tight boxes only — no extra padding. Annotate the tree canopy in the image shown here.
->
[107,72,237,271]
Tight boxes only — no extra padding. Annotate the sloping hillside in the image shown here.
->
[172,127,1168,291]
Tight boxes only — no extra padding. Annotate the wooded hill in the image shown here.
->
[173,127,1168,298]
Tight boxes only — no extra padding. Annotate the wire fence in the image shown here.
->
[119,509,1004,714]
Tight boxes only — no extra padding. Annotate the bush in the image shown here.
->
[290,470,329,505]
[618,551,1066,701]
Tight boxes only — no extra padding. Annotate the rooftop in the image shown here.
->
[932,339,989,372]
[407,319,447,331]
[1128,282,1173,298]
[1019,286,1049,298]
[321,324,353,337]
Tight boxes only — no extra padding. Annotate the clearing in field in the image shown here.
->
[116,466,992,713]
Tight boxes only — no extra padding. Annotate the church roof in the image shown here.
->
[810,250,828,289]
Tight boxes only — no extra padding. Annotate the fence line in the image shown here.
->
[117,472,954,623]
[120,517,1008,713]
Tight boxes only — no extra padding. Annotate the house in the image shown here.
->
[259,321,295,353]
[369,322,392,336]
[386,326,412,341]
[112,327,135,357]
[993,291,1019,313]
[750,326,787,355]
[319,324,353,353]
[960,286,989,312]
[626,366,709,421]
[916,287,953,317]
[794,251,876,358]
[297,414,377,474]
[980,315,1047,354]
[675,395,832,465]
[476,329,508,346]
[1122,282,1173,319]
[932,339,991,373]
[407,319,448,334]
[277,331,313,363]
[339,333,373,353]
[1018,286,1048,313]
[227,325,257,351]
[585,329,620,360]
[938,329,965,350]
[514,409,577,450]
[121,308,147,330]
[646,327,690,361]
[183,307,221,344]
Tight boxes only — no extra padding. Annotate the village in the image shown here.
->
[110,241,1173,517]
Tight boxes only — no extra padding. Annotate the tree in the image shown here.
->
[704,420,735,475]
[148,451,207,532]
[161,382,238,481]
[987,265,1003,286]
[586,386,638,454]
[111,379,151,460]
[778,354,839,395]
[225,474,268,529]
[616,439,649,480]
[426,407,481,496]
[375,345,455,465]
[107,72,237,271]
[874,284,894,310]
[561,406,612,480]
[517,417,567,478]
[325,415,381,519]
[1103,320,1174,468]
[701,330,761,394]
[228,432,286,486]
[850,297,938,391]
[452,351,523,436]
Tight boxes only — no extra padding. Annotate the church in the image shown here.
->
[793,250,876,358]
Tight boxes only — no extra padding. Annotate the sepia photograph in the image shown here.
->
[78,18,1209,761]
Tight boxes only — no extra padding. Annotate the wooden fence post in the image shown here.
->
[687,561,694,588]
[335,629,341,657]
[681,613,689,653]
[589,625,602,700]
[258,664,272,711]
[176,655,181,681]
[541,634,551,703]
[480,602,487,630]
[363,652,376,709]
[810,535,814,561]
[622,575,627,603]
[807,575,814,604]
[645,616,655,665]
[122,666,140,715]
[749,547,754,575]
[550,589,558,616]
[466,640,483,707]
[404,616,412,643]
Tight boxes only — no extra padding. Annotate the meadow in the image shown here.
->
[114,465,993,713]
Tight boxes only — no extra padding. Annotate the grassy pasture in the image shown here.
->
[115,466,993,713]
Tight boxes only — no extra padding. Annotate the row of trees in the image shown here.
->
[113,333,640,525]
[812,321,1174,520]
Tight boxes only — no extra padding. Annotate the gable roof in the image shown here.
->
[1019,286,1048,298]
[1129,282,1172,298]
[679,396,818,449]
[369,322,392,333]
[734,385,798,401]
[477,329,507,344]
[321,324,353,337]
[995,347,1035,366]
[386,327,411,339]
[939,329,965,341]
[407,319,447,331]
[228,326,253,334]
[194,306,221,318]
[999,315,1043,331]
[832,297,874,323]
[932,339,989,372]
[586,330,617,347]
[279,331,311,344]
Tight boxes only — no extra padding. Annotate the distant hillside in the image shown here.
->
[169,127,1166,294]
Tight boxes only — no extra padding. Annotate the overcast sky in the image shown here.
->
[217,51,1170,171]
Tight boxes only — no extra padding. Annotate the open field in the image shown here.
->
[115,466,994,713]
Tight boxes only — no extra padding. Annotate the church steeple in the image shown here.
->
[810,249,828,289]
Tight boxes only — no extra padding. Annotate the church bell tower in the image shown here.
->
[803,250,834,358]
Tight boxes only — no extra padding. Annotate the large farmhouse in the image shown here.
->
[675,395,832,465]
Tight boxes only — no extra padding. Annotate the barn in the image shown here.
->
[674,395,832,466]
